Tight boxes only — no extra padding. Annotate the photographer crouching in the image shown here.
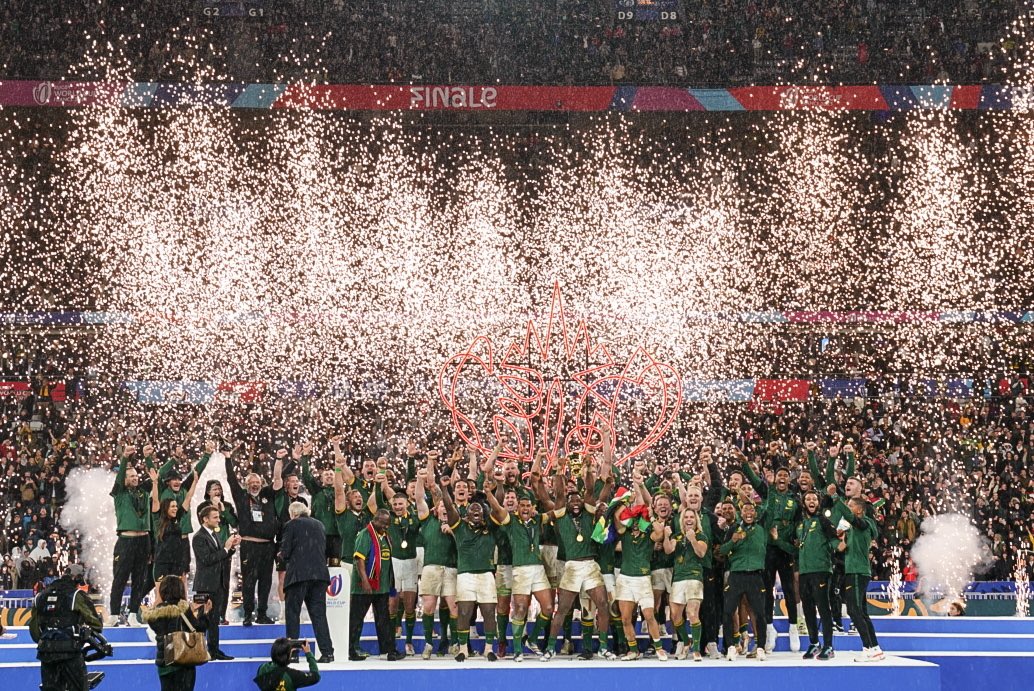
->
[254,638,321,691]
[30,564,112,691]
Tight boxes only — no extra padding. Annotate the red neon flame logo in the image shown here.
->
[438,284,683,468]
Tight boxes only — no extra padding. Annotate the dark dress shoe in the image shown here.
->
[242,615,253,627]
[255,615,275,625]
[317,654,335,664]
[212,651,235,661]
[348,654,367,661]
[386,650,404,661]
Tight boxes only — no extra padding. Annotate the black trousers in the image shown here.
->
[699,568,721,650]
[325,535,342,565]
[350,592,394,656]
[197,589,226,655]
[799,572,834,647]
[844,574,879,648]
[723,571,767,651]
[240,541,275,617]
[39,656,87,691]
[764,547,798,624]
[286,580,334,657]
[830,557,846,627]
[110,534,151,615]
[158,667,196,691]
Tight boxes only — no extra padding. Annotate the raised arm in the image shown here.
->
[415,469,430,519]
[111,444,134,496]
[183,470,200,508]
[333,453,348,513]
[483,477,509,524]
[531,472,556,513]
[330,435,355,485]
[806,441,824,482]
[272,447,285,492]
[301,447,320,495]
[185,441,214,492]
[148,467,160,512]
[224,451,248,509]
[441,482,459,526]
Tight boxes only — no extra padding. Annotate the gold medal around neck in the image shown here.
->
[401,540,408,549]
[576,534,584,542]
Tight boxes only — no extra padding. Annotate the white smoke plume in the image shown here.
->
[912,513,993,601]
[60,467,118,607]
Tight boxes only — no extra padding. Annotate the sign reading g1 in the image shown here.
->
[201,1,267,18]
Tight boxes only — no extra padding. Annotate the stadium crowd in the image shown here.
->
[0,0,1025,85]
[1,346,1032,603]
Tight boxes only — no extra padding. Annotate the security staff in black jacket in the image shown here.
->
[30,564,105,691]
[225,451,278,626]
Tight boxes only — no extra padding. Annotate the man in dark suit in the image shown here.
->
[193,505,241,660]
[280,501,335,663]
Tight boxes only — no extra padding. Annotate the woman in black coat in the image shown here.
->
[142,575,211,691]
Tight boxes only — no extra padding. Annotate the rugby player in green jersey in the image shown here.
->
[533,455,616,661]
[719,498,770,661]
[442,473,508,662]
[493,485,554,662]
[663,507,709,661]
[414,467,459,659]
[615,472,666,660]
[796,489,839,660]
[838,496,884,662]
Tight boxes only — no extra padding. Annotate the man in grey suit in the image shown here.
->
[280,501,335,663]
[193,505,241,660]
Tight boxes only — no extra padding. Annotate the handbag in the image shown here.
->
[163,612,209,666]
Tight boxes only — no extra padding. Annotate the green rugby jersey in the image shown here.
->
[672,530,708,582]
[618,528,655,577]
[420,514,457,568]
[449,519,499,574]
[388,511,420,560]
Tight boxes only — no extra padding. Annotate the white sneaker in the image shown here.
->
[621,650,640,661]
[560,640,573,655]
[405,644,415,656]
[657,648,669,661]
[422,646,433,660]
[869,646,885,661]
[854,647,872,663]
[674,642,686,659]
[788,625,801,653]
[765,624,777,653]
[706,642,720,660]
[726,646,738,661]
[757,647,766,661]
[513,652,524,662]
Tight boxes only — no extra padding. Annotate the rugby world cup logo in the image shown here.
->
[33,82,54,105]
[439,284,682,470]
[327,574,343,597]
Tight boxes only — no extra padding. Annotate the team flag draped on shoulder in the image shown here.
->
[362,523,389,590]
[591,486,633,543]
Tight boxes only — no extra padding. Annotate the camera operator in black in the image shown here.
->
[30,564,104,691]
[225,449,278,626]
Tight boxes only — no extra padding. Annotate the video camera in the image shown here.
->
[80,627,113,662]
[81,628,113,689]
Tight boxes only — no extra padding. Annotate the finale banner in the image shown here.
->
[0,80,1029,112]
